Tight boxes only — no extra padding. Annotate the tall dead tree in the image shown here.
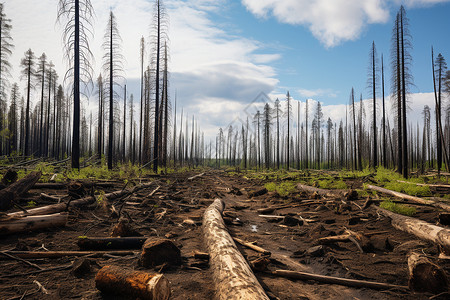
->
[58,0,94,169]
[102,11,124,169]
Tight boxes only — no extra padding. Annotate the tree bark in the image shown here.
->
[408,252,448,294]
[0,212,68,235]
[375,206,450,252]
[203,199,269,300]
[95,265,170,300]
[0,171,41,210]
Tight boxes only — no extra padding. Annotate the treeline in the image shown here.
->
[214,6,450,178]
[0,0,191,172]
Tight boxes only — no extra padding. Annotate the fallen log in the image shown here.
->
[408,252,448,294]
[78,237,147,250]
[375,206,450,252]
[0,212,68,235]
[1,250,136,259]
[247,187,268,198]
[233,237,271,255]
[296,184,355,199]
[95,265,170,300]
[272,269,408,290]
[366,184,450,211]
[0,171,41,210]
[6,196,95,218]
[6,185,142,218]
[397,180,450,190]
[188,172,205,181]
[203,199,270,300]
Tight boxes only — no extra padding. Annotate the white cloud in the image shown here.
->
[242,0,390,48]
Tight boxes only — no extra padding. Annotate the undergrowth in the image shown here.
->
[380,200,416,216]
[264,181,298,197]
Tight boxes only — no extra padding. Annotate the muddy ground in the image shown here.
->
[1,169,450,299]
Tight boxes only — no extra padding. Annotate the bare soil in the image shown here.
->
[1,169,449,299]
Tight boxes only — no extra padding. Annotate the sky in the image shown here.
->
[5,0,450,141]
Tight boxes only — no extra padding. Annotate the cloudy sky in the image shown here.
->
[5,0,450,141]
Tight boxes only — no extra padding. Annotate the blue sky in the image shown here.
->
[6,0,450,140]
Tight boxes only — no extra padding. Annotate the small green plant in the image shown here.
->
[264,181,297,197]
[264,182,277,192]
[96,190,105,204]
[380,200,416,216]
[26,200,36,208]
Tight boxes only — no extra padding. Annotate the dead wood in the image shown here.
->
[6,196,94,218]
[0,212,68,235]
[78,237,147,250]
[1,250,136,259]
[366,184,450,212]
[247,187,268,198]
[203,199,270,300]
[187,172,205,181]
[95,265,171,300]
[375,206,450,252]
[272,269,408,290]
[1,169,18,186]
[233,237,271,255]
[316,229,371,253]
[0,171,41,210]
[408,252,449,294]
[40,193,62,202]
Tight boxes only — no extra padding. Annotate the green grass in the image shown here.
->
[380,200,416,216]
[264,181,298,197]
[374,167,431,197]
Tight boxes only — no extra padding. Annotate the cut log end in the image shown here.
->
[95,265,170,300]
[408,252,449,294]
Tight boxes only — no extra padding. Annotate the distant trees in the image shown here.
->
[0,4,13,154]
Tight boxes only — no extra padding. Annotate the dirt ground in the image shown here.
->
[1,169,450,299]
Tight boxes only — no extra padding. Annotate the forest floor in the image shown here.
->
[1,166,450,299]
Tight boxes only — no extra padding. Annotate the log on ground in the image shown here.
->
[375,206,450,252]
[272,269,407,290]
[408,252,449,294]
[0,212,68,235]
[0,171,41,210]
[203,198,269,300]
[367,184,450,212]
[95,265,170,300]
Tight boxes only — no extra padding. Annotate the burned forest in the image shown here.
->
[2,1,450,300]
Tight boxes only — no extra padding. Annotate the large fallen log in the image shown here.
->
[203,199,269,300]
[408,252,448,294]
[0,171,41,210]
[272,269,407,290]
[6,196,95,218]
[366,184,450,211]
[374,206,450,252]
[1,250,136,259]
[6,183,149,218]
[0,213,68,235]
[78,237,147,250]
[95,265,170,299]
